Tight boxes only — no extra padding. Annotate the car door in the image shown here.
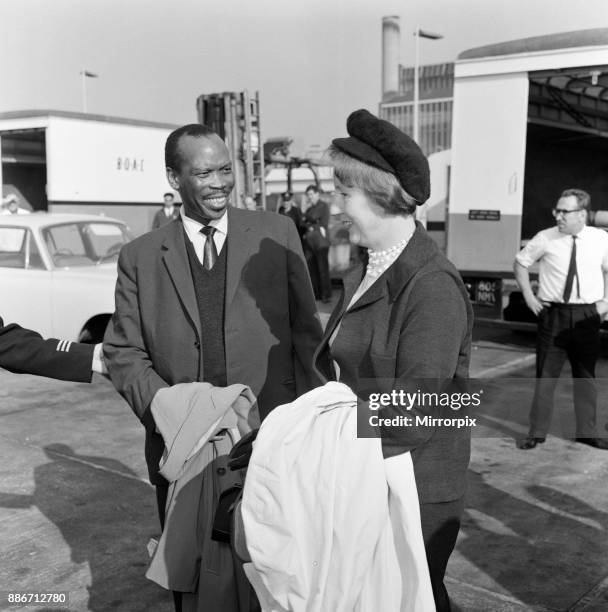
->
[0,225,53,336]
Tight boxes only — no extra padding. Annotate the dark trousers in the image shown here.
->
[305,246,331,301]
[156,485,183,612]
[530,303,601,438]
[420,497,464,612]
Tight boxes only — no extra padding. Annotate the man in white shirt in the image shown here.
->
[514,188,608,450]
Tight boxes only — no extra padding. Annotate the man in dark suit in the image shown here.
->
[278,191,305,241]
[104,123,322,543]
[0,316,103,381]
[151,192,180,230]
[303,185,332,303]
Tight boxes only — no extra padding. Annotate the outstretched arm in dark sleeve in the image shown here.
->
[0,316,94,382]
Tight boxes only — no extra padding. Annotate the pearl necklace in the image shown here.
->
[366,237,409,279]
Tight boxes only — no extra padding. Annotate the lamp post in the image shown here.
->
[413,27,442,147]
[80,69,98,113]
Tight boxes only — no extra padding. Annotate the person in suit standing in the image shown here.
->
[303,185,332,303]
[278,191,305,241]
[314,109,473,612]
[514,188,608,450]
[151,192,180,230]
[103,123,323,609]
[0,316,104,381]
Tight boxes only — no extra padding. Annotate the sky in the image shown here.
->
[2,0,608,155]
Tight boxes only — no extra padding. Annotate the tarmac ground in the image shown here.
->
[1,299,608,611]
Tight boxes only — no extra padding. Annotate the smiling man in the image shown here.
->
[103,124,323,609]
[514,188,608,451]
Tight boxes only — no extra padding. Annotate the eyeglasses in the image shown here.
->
[552,208,583,218]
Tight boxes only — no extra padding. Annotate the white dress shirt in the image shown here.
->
[180,207,228,267]
[515,225,608,303]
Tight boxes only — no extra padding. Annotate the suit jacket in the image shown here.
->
[104,206,323,484]
[280,206,305,239]
[304,200,330,235]
[315,223,473,503]
[0,316,93,382]
[152,207,180,230]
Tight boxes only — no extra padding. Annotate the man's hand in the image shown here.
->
[595,300,608,320]
[92,343,108,375]
[523,292,545,316]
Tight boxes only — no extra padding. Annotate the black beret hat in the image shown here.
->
[332,109,430,204]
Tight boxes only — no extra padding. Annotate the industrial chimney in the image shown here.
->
[382,16,400,100]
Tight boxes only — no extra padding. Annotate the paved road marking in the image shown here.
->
[568,575,608,611]
[474,353,536,378]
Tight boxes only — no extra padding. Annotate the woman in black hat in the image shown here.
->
[314,109,473,612]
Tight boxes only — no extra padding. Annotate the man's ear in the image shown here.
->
[166,167,179,191]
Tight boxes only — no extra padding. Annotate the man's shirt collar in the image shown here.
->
[180,206,228,242]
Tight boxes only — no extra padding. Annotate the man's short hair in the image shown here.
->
[305,184,319,194]
[165,124,218,171]
[163,192,174,200]
[327,144,417,216]
[560,188,591,210]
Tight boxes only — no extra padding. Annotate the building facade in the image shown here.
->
[379,62,454,158]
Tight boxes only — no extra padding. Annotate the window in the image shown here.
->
[0,227,45,269]
[42,222,130,267]
[83,223,128,263]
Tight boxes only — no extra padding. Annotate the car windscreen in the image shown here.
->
[42,222,131,267]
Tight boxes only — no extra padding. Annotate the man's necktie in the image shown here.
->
[200,225,218,271]
[563,235,580,303]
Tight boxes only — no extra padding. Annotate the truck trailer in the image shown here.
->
[0,110,177,236]
[444,29,608,325]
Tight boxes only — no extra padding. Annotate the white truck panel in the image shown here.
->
[45,116,171,203]
[449,72,529,216]
[455,45,608,79]
[447,72,529,272]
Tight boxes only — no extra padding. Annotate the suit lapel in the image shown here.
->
[160,220,201,338]
[321,223,437,339]
[321,263,362,342]
[225,207,257,309]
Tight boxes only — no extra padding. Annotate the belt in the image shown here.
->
[546,302,594,308]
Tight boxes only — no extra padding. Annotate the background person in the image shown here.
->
[514,188,608,450]
[1,194,30,215]
[315,109,473,612]
[151,192,179,230]
[243,194,257,211]
[303,184,332,303]
[278,191,305,241]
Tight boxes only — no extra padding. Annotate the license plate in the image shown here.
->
[474,280,498,306]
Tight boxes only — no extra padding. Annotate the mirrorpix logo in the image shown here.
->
[367,389,481,428]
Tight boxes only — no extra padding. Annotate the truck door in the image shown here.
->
[1,128,48,212]
[447,71,529,274]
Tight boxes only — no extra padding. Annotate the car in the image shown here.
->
[0,212,133,343]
